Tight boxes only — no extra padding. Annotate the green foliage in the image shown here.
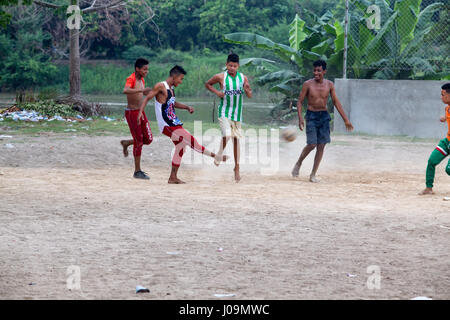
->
[144,0,296,51]
[19,100,79,118]
[224,9,345,120]
[155,48,193,64]
[348,0,447,79]
[289,14,307,51]
[122,45,156,63]
[0,0,32,28]
[0,5,58,89]
[0,31,58,89]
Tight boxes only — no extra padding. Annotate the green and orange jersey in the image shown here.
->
[446,105,450,141]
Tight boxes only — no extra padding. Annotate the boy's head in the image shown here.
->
[313,60,327,80]
[135,58,149,78]
[226,53,240,76]
[169,65,187,87]
[442,83,450,105]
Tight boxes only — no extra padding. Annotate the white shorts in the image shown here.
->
[218,117,242,139]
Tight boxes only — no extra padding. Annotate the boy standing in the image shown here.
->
[419,83,450,195]
[291,60,353,182]
[205,53,252,182]
[121,58,153,180]
[138,65,228,184]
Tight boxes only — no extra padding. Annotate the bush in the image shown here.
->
[122,45,156,63]
[19,100,79,117]
[156,48,193,64]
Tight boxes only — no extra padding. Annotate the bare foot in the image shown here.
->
[309,174,320,183]
[419,188,434,195]
[120,140,129,158]
[234,168,241,183]
[214,154,229,166]
[168,178,186,184]
[291,163,300,178]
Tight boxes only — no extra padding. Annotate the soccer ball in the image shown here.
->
[281,127,297,142]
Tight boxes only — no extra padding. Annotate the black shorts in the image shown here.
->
[305,110,331,145]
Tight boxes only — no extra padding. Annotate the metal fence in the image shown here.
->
[344,0,449,80]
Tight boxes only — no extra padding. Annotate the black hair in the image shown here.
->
[442,83,450,93]
[313,59,327,70]
[135,58,149,70]
[227,53,239,64]
[170,65,187,76]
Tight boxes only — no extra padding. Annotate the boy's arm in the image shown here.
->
[330,82,353,131]
[174,101,194,114]
[440,107,447,122]
[243,75,252,98]
[205,74,225,98]
[297,82,308,131]
[143,87,153,95]
[137,83,163,124]
[123,85,143,95]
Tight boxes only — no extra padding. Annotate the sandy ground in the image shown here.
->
[0,131,449,300]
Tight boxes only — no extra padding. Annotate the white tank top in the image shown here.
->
[154,81,183,132]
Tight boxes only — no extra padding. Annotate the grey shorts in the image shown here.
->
[305,110,331,145]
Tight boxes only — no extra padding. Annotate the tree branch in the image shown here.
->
[33,0,62,9]
[82,0,129,13]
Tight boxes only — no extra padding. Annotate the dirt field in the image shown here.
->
[0,131,449,300]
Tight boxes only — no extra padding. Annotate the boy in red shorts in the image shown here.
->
[138,65,228,184]
[121,58,153,180]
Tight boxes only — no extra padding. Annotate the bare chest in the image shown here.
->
[308,84,331,100]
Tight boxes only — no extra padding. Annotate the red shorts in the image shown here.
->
[125,109,153,157]
[162,125,205,167]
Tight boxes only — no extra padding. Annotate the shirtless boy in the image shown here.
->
[138,65,228,184]
[291,60,353,182]
[121,58,153,180]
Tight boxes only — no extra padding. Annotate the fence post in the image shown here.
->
[343,0,349,79]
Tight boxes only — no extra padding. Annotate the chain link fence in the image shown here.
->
[345,0,449,79]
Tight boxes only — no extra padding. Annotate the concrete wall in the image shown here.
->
[334,79,448,139]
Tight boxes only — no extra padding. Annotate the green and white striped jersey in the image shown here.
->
[218,71,245,122]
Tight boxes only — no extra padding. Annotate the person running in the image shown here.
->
[205,53,252,182]
[138,65,229,184]
[121,58,153,180]
[291,60,353,182]
[419,83,450,195]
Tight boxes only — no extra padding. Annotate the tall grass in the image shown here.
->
[41,50,271,98]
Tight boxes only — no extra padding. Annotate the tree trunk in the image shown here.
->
[69,0,81,98]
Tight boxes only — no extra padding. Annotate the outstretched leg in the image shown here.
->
[164,126,229,183]
[292,144,316,177]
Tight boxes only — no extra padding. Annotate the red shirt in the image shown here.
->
[125,72,145,89]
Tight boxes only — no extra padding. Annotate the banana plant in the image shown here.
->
[348,0,446,79]
[224,11,338,120]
